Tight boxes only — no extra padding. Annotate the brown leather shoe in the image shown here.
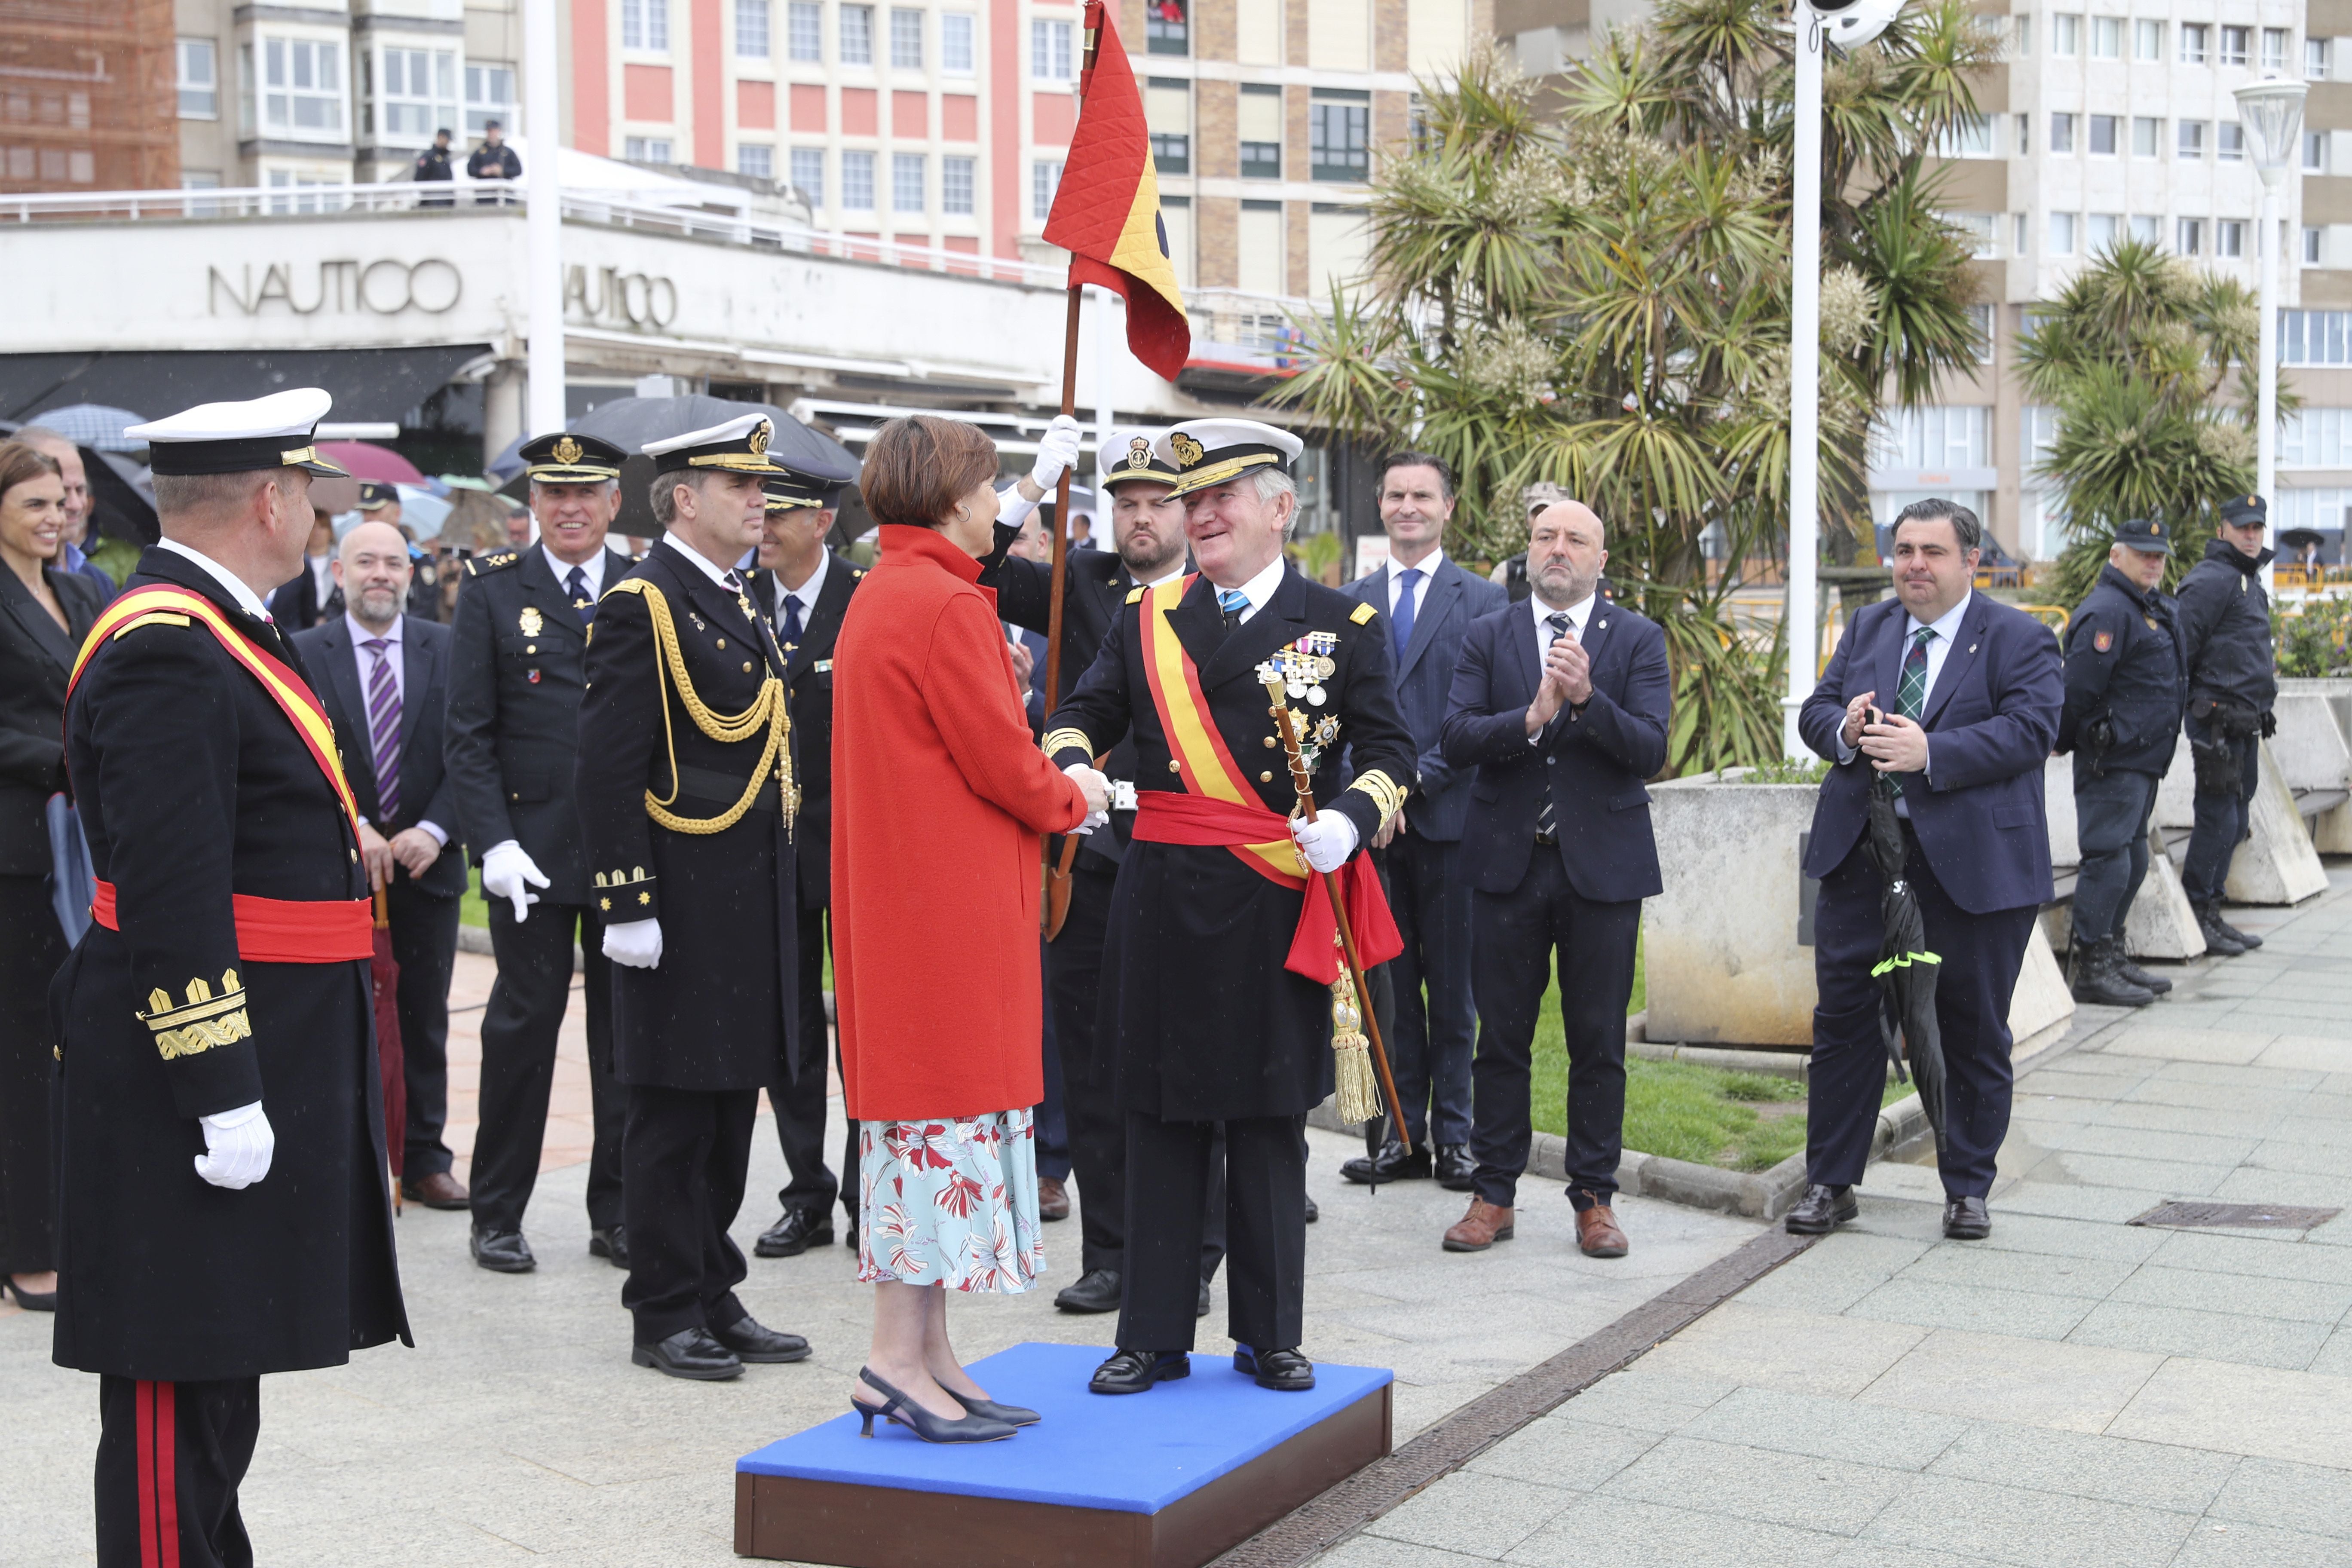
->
[400,1171,471,1211]
[1037,1175,1071,1222]
[1575,1201,1629,1259]
[1442,1197,1514,1253]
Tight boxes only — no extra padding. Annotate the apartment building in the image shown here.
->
[0,0,178,193]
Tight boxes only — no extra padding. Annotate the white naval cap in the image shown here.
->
[1155,418,1305,498]
[1097,426,1182,490]
[127,388,349,478]
[641,411,784,475]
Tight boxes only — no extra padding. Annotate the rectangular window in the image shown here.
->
[2092,15,2121,58]
[840,4,873,64]
[2052,12,2079,55]
[941,154,973,213]
[2088,212,2119,252]
[2310,38,2331,80]
[2049,210,2078,256]
[2218,219,2245,258]
[891,150,924,211]
[622,0,668,50]
[787,1,821,60]
[2219,123,2244,162]
[178,38,217,118]
[890,8,921,67]
[1310,90,1369,182]
[2220,25,2248,66]
[737,0,769,58]
[2264,28,2287,71]
[791,145,823,204]
[739,143,773,178]
[2177,217,2203,256]
[465,63,516,135]
[2133,19,2161,60]
[1966,302,1995,364]
[1948,211,1997,258]
[2089,114,2116,156]
[1871,406,1993,470]
[2015,15,2030,55]
[2016,113,2030,155]
[1240,140,1281,178]
[2015,212,2027,254]
[624,135,673,161]
[940,13,973,73]
[1145,76,1189,174]
[1940,112,1993,156]
[2132,116,2159,158]
[261,37,345,136]
[2307,131,2329,173]
[2305,226,2324,266]
[1147,0,1188,55]
[1151,132,1189,173]
[842,148,875,207]
[1032,18,1072,79]
[1031,157,1062,220]
[2178,119,2205,159]
[2129,213,2159,244]
[1240,82,1282,178]
[2179,22,2207,64]
[378,46,457,142]
[2050,111,2075,153]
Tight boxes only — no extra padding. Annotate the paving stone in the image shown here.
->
[1985,1182,2181,1225]
[1465,1416,1662,1491]
[2095,1027,2278,1065]
[1318,1534,1504,1568]
[1894,1243,2136,1300]
[2149,1229,2352,1285]
[2037,1151,2236,1195]
[2312,1328,2352,1377]
[2208,1456,2352,1539]
[1673,1386,1967,1472]
[1857,1473,2196,1568]
[1847,1279,2098,1342]
[2109,1356,2352,1468]
[2106,1263,2352,1323]
[1856,1327,2164,1433]
[2256,1037,2352,1072]
[1365,1470,1579,1559]
[1641,1302,1929,1400]
[1502,1494,1849,1568]
[2066,1300,2334,1371]
[2165,1519,2352,1568]
[1600,1434,1908,1536]
[1923,1422,2237,1514]
[2003,1121,2262,1167]
[1955,1212,2171,1265]
[2087,1100,2288,1139]
[2210,1167,2352,1208]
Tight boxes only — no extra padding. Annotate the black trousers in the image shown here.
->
[2072,769,2160,946]
[0,873,62,1274]
[1371,831,1477,1148]
[472,900,625,1232]
[1810,830,2037,1199]
[386,878,460,1178]
[772,904,854,1221]
[1118,1113,1294,1354]
[622,1084,756,1344]
[95,1375,259,1568]
[1035,934,1071,1182]
[1469,850,1642,1210]
[2182,718,2260,905]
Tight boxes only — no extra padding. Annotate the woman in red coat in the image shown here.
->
[832,413,1108,1442]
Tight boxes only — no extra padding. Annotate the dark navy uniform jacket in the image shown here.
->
[2059,563,2186,781]
[2176,539,2279,716]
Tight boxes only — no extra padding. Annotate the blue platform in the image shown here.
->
[736,1342,1393,1515]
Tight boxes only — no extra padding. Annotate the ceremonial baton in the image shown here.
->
[1258,671,1409,1155]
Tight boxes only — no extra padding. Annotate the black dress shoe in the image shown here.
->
[1234,1345,1316,1391]
[712,1314,813,1363]
[1942,1196,1992,1240]
[754,1207,834,1259]
[1340,1140,1431,1186]
[1197,1277,1212,1317]
[589,1225,630,1269]
[632,1327,743,1381]
[1054,1267,1122,1314]
[1304,1193,1319,1223]
[471,1226,536,1273]
[1433,1144,1476,1191]
[3,1277,57,1311]
[1089,1348,1189,1394]
[1783,1184,1857,1236]
[948,1388,1041,1426]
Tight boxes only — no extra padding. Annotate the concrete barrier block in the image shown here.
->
[2223,741,2331,905]
[2008,921,2075,1056]
[2126,830,2208,959]
[2154,733,2196,830]
[2276,677,2352,750]
[2270,693,2352,793]
[2044,756,2080,871]
[1646,773,1818,1047]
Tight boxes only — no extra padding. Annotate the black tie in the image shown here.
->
[1537,613,1571,840]
[721,570,744,595]
[565,565,591,624]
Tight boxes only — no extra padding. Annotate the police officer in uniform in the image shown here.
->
[578,412,813,1380]
[443,432,635,1272]
[744,467,866,1258]
[55,389,408,1565]
[2177,495,2278,956]
[2058,518,2187,1007]
[1045,419,1415,1397]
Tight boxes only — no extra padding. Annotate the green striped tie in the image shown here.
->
[1889,627,1934,796]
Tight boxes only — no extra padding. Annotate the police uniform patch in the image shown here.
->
[1349,602,1376,625]
[2145,616,2160,630]
[2094,629,2114,652]
[467,549,521,577]
[1127,586,1146,604]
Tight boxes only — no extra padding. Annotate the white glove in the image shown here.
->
[1291,809,1361,874]
[603,916,663,969]
[480,839,550,922]
[1063,763,1111,835]
[194,1101,274,1190]
[1029,413,1083,492]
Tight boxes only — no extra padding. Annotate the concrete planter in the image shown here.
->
[2154,735,2329,904]
[2272,692,2352,854]
[2040,756,2205,961]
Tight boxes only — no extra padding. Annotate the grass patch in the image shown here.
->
[460,866,489,928]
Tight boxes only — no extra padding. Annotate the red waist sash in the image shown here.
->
[1131,792,1403,986]
[90,879,373,964]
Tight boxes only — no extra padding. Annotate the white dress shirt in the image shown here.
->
[343,611,447,846]
[1835,589,1971,801]
[308,551,333,606]
[1527,589,1598,743]
[156,536,273,620]
[662,532,741,588]
[1386,548,1445,623]
[772,547,829,638]
[542,544,606,604]
[1221,553,1289,625]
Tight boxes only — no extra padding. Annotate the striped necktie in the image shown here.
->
[362,637,402,821]
[1889,627,1934,796]
[1536,612,1571,839]
[1219,587,1248,628]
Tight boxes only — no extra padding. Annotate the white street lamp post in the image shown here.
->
[1784,11,1823,759]
[524,0,564,437]
[2233,74,2307,599]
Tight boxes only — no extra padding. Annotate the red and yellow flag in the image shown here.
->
[1042,0,1191,381]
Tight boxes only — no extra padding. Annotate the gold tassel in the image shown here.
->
[1329,961,1383,1127]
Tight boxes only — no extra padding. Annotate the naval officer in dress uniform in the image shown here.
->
[442,431,635,1272]
[54,389,409,1565]
[1045,419,1415,1397]
[576,412,814,1380]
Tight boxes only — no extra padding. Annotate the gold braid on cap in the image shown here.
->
[604,579,798,836]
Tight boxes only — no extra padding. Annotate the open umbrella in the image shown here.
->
[1860,774,1951,1167]
[567,395,860,538]
[317,441,426,485]
[369,885,408,1209]
[25,403,149,452]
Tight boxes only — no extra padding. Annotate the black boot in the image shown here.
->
[2113,952,2172,995]
[2209,906,2263,949]
[2195,903,2248,958]
[2071,936,2153,1007]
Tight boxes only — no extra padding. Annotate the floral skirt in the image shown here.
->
[855,1107,1044,1293]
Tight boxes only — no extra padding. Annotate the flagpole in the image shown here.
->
[1042,13,1102,716]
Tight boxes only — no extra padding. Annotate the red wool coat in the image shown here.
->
[832,524,1090,1121]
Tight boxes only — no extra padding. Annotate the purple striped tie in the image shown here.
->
[363,637,402,821]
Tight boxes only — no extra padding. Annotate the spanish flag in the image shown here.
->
[1042,1,1191,381]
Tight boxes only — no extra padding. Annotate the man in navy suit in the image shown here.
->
[1438,501,1670,1259]
[293,519,469,1208]
[1789,497,2062,1242]
[1341,453,1508,1189]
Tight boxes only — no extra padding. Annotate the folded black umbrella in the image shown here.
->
[567,395,860,539]
[1861,773,1950,1167]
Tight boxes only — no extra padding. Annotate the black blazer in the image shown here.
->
[293,612,467,897]
[265,557,342,631]
[0,564,103,875]
[747,548,864,908]
[1439,598,1671,903]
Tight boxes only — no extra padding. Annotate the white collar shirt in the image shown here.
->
[1224,554,1289,626]
[309,551,333,603]
[661,532,739,589]
[1386,548,1446,622]
[157,536,273,621]
[542,545,606,604]
[341,611,448,844]
[775,548,830,637]
[1902,589,1973,712]
[1530,589,1597,662]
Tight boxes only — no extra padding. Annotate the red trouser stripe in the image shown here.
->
[154,1380,180,1568]
[135,1381,157,1568]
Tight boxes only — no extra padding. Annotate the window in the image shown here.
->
[790,145,823,204]
[1966,303,1995,364]
[2015,212,2028,254]
[1870,406,1992,470]
[2179,22,2207,64]
[842,148,875,207]
[2132,116,2159,158]
[376,46,456,142]
[941,154,973,213]
[1032,18,1072,79]
[2052,12,2079,55]
[890,8,921,67]
[738,0,769,57]
[2092,16,2121,58]
[2307,132,2329,173]
[2089,212,2119,252]
[734,143,769,178]
[2306,227,2325,266]
[840,4,873,64]
[264,168,345,212]
[2178,119,2205,159]
[787,2,821,60]
[891,151,923,211]
[2279,409,2352,464]
[2015,113,2030,155]
[2218,219,2245,258]
[2281,312,2352,364]
[2049,211,2078,256]
[624,135,673,161]
[1940,112,1993,156]
[465,63,515,135]
[1151,131,1189,172]
[2015,15,2031,55]
[2129,213,2159,244]
[2089,114,2116,156]
[1031,157,1062,220]
[1240,82,1281,178]
[1309,91,1369,182]
[941,13,973,73]
[2177,218,2203,256]
[2132,20,2161,61]
[1146,77,1189,174]
[2264,28,2287,71]
[177,38,217,117]
[260,37,345,136]
[1147,0,1188,55]
[2050,111,2075,153]
[2219,123,2244,162]
[1948,211,1997,257]
[2310,38,2330,80]
[622,0,668,50]
[2220,25,2248,66]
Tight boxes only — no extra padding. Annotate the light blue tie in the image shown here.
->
[1218,588,1248,625]
[1391,567,1422,662]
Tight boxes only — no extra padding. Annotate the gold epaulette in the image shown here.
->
[1126,586,1146,605]
[1349,602,1377,626]
[140,970,251,1060]
[1043,727,1093,758]
[610,577,798,836]
[1346,768,1408,821]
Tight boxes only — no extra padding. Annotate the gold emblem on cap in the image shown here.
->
[2150,521,2163,535]
[1126,436,1152,469]
[553,435,582,465]
[1171,432,1205,467]
[750,420,773,457]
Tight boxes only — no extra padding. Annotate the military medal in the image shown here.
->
[518,605,543,637]
[739,593,758,623]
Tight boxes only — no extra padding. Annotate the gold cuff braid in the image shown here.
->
[1345,769,1408,821]
[140,971,251,1060]
[606,578,798,836]
[1042,727,1093,759]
